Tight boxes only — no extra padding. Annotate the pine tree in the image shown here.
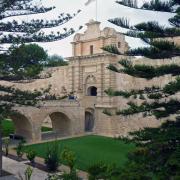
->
[0,0,77,176]
[104,0,180,178]
[0,0,81,51]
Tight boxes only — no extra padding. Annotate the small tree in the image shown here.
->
[45,142,60,172]
[25,166,33,180]
[16,140,25,159]
[27,150,36,164]
[61,148,76,173]
[19,166,33,180]
[1,44,48,80]
[3,138,10,156]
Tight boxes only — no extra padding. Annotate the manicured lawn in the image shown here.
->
[24,135,135,171]
[2,120,52,137]
[41,126,53,132]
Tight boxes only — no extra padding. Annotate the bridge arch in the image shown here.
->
[9,113,33,141]
[42,110,73,137]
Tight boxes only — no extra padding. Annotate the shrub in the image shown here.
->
[61,148,76,172]
[27,150,36,164]
[103,109,112,116]
[88,163,121,180]
[25,166,33,180]
[19,166,33,180]
[16,140,25,158]
[45,141,60,172]
[3,138,10,156]
[60,170,79,180]
[88,162,108,180]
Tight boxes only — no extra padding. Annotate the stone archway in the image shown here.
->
[42,112,72,139]
[85,108,95,132]
[10,113,33,141]
[87,86,97,96]
[85,75,98,96]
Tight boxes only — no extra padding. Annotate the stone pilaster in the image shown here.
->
[79,66,83,93]
[96,62,104,96]
[74,61,80,92]
[68,66,75,93]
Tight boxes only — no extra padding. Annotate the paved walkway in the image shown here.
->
[3,157,48,180]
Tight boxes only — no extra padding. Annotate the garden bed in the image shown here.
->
[2,151,27,162]
[25,161,49,172]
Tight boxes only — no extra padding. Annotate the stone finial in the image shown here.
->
[86,19,101,26]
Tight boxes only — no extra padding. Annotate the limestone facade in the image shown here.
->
[1,20,180,142]
[72,19,128,56]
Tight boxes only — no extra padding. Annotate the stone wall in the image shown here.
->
[0,66,69,96]
[94,56,180,137]
[116,56,180,91]
[1,19,179,140]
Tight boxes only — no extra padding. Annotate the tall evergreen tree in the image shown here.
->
[0,0,77,176]
[0,0,81,51]
[103,0,180,178]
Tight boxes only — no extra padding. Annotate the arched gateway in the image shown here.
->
[5,20,129,142]
[85,108,95,132]
[87,86,97,96]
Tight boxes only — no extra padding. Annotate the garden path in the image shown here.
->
[3,156,48,180]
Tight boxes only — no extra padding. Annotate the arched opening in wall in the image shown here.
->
[85,109,94,132]
[42,112,71,140]
[87,86,97,96]
[9,113,33,142]
[1,119,15,138]
[41,116,53,136]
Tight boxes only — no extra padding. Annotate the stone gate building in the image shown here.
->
[1,19,180,142]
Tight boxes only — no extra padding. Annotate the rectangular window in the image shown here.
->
[118,42,121,48]
[90,45,93,55]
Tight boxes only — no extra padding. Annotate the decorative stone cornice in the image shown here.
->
[71,36,116,44]
[66,53,117,61]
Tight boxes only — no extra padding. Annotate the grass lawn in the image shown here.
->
[24,135,135,171]
[2,120,52,137]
